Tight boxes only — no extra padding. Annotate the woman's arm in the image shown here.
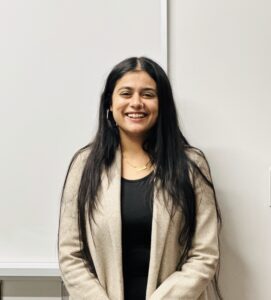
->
[58,152,110,300]
[150,153,220,300]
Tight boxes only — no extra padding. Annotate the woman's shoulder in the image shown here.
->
[68,144,92,171]
[184,145,207,166]
[76,144,92,160]
[184,145,213,183]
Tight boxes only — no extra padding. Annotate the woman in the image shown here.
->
[58,57,222,300]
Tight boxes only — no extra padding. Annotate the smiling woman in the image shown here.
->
[58,57,222,300]
[110,68,159,150]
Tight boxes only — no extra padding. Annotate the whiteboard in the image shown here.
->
[0,0,166,264]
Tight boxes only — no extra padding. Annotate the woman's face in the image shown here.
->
[110,70,159,140]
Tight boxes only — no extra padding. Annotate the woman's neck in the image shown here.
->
[119,131,154,177]
[119,132,146,157]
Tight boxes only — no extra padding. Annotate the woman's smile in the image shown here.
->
[124,112,149,123]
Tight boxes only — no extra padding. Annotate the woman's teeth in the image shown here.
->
[126,113,146,119]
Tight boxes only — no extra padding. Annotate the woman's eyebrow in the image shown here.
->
[142,88,157,92]
[117,87,132,91]
[117,87,157,92]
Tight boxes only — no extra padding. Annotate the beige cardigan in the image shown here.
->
[58,146,219,300]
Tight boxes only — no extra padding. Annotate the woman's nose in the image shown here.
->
[130,94,143,108]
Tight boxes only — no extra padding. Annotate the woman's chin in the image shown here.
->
[119,127,148,138]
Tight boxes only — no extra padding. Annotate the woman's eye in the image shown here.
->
[120,92,155,98]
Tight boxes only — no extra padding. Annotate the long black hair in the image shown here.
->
[59,56,222,299]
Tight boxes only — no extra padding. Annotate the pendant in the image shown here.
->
[136,166,148,171]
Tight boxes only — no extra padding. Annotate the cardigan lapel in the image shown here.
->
[104,146,124,299]
[146,180,171,299]
[104,146,172,300]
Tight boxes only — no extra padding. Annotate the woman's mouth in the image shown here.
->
[124,113,148,119]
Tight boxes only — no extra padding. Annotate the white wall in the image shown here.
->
[0,0,163,298]
[170,0,271,299]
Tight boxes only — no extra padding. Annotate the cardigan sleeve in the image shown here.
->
[149,153,220,300]
[58,151,110,300]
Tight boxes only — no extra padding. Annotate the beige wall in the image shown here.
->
[2,280,61,299]
[170,0,271,299]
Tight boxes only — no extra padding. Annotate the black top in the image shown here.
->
[121,171,154,300]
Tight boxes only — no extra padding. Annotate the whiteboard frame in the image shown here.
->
[161,0,168,73]
[0,0,169,269]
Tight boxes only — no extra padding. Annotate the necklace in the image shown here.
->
[123,156,152,171]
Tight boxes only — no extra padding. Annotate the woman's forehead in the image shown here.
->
[115,70,156,89]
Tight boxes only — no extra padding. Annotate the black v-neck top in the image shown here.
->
[121,171,154,300]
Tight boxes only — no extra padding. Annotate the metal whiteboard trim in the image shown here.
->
[269,166,271,207]
[161,0,168,74]
[0,262,59,277]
